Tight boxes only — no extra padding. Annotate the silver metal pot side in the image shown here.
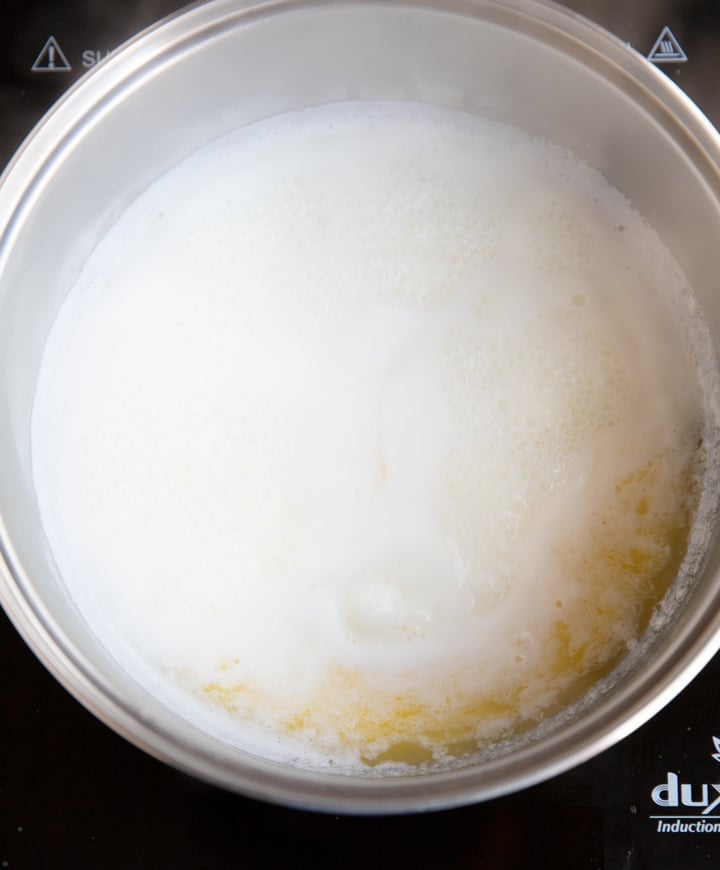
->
[2,0,720,813]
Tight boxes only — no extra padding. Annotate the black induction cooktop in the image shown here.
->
[1,3,720,868]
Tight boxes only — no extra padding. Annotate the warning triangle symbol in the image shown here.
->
[31,36,72,73]
[647,26,688,64]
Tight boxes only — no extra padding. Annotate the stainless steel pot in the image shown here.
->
[2,0,720,813]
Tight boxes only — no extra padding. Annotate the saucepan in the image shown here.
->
[1,0,720,813]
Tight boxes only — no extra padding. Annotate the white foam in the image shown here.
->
[31,102,709,769]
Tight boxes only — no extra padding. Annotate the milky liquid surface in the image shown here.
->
[31,103,707,769]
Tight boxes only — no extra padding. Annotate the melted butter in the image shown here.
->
[32,102,710,772]
[193,447,701,768]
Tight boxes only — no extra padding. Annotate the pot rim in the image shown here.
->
[2,0,720,814]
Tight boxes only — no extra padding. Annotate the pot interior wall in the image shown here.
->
[1,0,720,793]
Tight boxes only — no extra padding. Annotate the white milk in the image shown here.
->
[31,103,707,769]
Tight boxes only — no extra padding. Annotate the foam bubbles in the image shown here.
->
[31,102,708,770]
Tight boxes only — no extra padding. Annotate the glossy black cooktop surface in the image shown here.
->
[1,3,719,868]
